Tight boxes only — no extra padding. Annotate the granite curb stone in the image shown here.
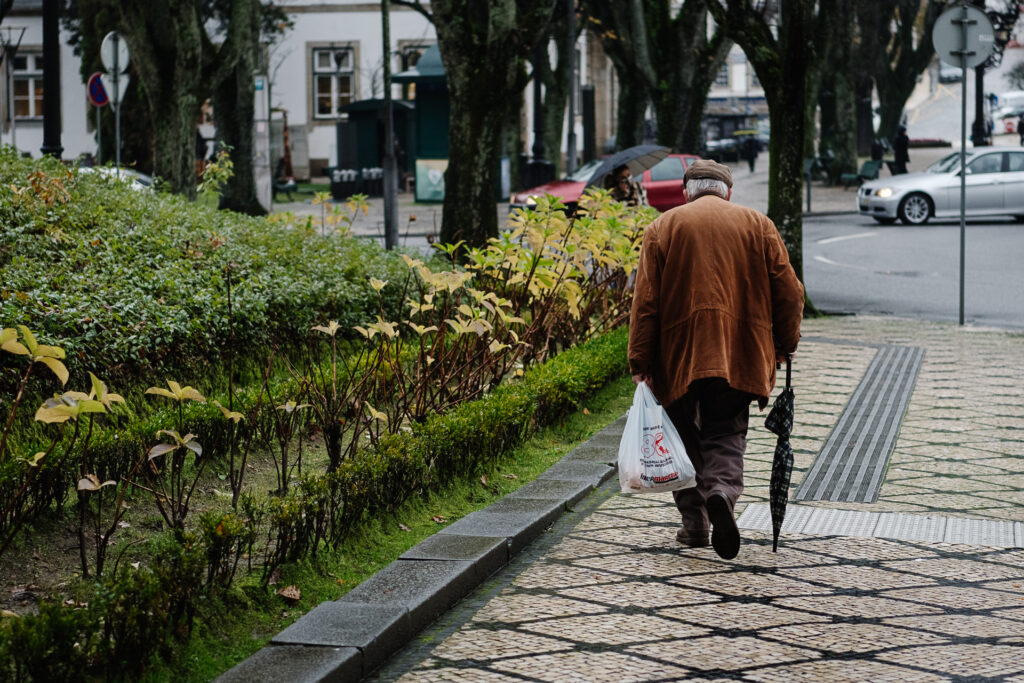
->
[438,497,565,554]
[271,602,412,675]
[215,644,362,683]
[398,534,508,581]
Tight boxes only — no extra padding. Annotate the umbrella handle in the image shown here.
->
[786,357,791,389]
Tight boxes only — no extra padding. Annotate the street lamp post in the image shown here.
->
[40,0,62,158]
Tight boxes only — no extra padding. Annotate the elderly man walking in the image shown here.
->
[628,160,804,560]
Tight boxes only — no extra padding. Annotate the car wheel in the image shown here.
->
[872,217,897,225]
[898,193,932,225]
[1014,215,1024,223]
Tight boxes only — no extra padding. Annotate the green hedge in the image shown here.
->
[269,326,629,563]
[0,148,406,383]
[0,326,629,681]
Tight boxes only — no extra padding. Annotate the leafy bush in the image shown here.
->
[0,147,407,384]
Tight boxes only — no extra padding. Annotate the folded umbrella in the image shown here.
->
[584,144,670,187]
[764,357,795,552]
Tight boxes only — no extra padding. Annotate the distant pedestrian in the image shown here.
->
[892,126,910,175]
[743,136,759,173]
[605,164,647,207]
[1018,114,1024,146]
[628,159,804,560]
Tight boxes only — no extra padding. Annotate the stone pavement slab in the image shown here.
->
[224,316,1024,682]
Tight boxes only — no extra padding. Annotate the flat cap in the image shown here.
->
[683,159,733,188]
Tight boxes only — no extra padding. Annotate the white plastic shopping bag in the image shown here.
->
[618,382,696,494]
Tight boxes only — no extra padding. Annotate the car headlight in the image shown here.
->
[874,187,893,198]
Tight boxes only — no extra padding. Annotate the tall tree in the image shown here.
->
[207,0,276,215]
[812,0,857,182]
[584,0,729,153]
[708,0,813,284]
[398,0,558,247]
[871,0,941,141]
[532,2,581,178]
[68,0,271,198]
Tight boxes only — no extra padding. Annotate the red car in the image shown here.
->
[510,153,701,213]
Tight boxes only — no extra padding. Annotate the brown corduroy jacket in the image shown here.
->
[628,194,804,409]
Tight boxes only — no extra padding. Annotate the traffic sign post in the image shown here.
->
[933,3,995,326]
[100,31,130,175]
[86,72,108,165]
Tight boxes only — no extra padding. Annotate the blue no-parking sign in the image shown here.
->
[87,72,109,108]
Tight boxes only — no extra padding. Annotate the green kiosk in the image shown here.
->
[393,45,450,202]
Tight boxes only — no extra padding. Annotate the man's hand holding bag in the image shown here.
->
[618,383,696,494]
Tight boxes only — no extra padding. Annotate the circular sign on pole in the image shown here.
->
[933,5,995,69]
[86,72,109,107]
[107,72,130,105]
[100,31,130,74]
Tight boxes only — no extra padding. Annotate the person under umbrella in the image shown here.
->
[764,356,795,552]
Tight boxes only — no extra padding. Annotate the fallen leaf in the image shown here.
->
[32,551,41,561]
[336,579,346,585]
[431,515,447,524]
[130,562,140,570]
[118,521,130,528]
[267,568,282,586]
[503,473,518,480]
[399,523,411,532]
[277,585,301,603]
[479,475,488,487]
[1,610,19,619]
[583,407,590,415]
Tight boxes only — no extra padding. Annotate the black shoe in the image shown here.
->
[676,527,710,548]
[707,493,740,560]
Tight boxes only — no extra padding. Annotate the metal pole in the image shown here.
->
[565,0,577,175]
[96,104,101,165]
[40,0,62,158]
[7,52,14,151]
[381,0,398,249]
[958,3,969,326]
[113,34,121,176]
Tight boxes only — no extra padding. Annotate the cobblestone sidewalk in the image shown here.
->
[371,316,1024,682]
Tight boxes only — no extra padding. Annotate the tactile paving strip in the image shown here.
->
[795,344,924,503]
[737,502,1024,548]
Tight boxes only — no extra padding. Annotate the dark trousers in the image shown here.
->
[666,379,754,533]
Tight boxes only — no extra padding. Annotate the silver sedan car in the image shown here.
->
[857,149,1024,225]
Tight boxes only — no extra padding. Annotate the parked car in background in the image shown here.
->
[938,63,962,83]
[858,149,1024,225]
[78,166,155,191]
[509,153,701,214]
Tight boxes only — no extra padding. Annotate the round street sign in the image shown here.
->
[106,72,131,106]
[87,72,109,107]
[100,31,130,74]
[933,5,995,69]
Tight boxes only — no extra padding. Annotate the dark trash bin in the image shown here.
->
[330,167,360,200]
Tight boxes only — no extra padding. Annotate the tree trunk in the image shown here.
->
[614,68,647,149]
[118,1,205,197]
[710,0,811,283]
[873,0,940,142]
[431,0,557,246]
[212,0,266,215]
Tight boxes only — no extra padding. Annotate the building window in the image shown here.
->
[11,52,44,119]
[715,64,730,88]
[312,47,353,119]
[749,66,760,89]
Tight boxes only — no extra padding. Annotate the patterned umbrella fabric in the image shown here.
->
[764,358,794,552]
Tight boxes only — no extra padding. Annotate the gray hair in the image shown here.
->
[685,178,729,199]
